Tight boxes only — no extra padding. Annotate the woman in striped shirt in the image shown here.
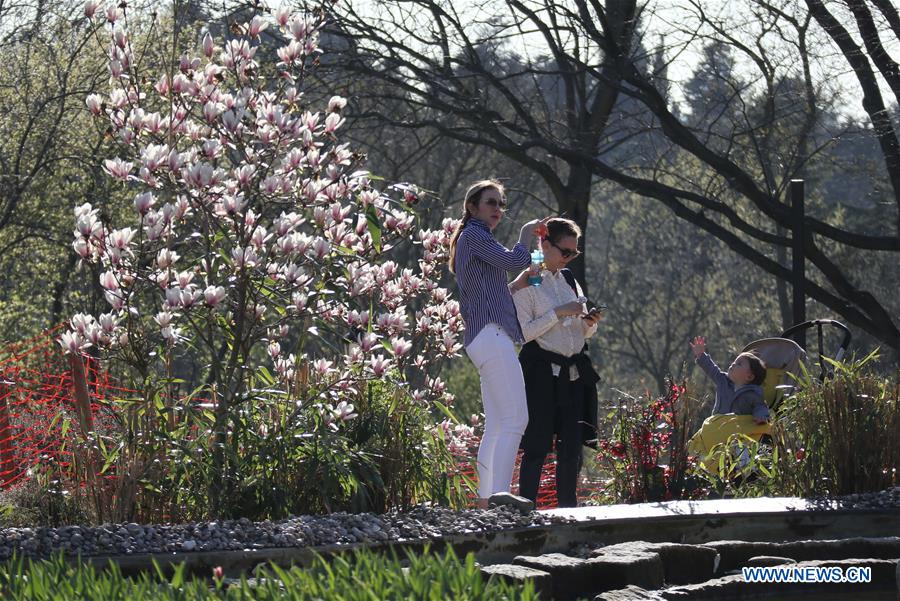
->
[449,179,547,508]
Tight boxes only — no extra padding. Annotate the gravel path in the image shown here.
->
[0,487,896,560]
[0,504,568,559]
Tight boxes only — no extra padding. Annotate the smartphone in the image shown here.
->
[584,303,607,317]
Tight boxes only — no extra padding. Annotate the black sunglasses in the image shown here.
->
[482,198,508,211]
[545,238,580,259]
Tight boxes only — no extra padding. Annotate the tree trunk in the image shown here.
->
[559,163,594,293]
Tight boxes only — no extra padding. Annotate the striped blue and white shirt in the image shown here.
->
[455,218,531,346]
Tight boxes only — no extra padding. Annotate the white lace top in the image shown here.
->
[510,269,598,380]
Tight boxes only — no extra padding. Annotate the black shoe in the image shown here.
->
[488,492,535,512]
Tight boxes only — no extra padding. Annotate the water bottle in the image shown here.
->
[527,248,543,286]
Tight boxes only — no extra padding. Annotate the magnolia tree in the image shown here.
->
[61,2,465,516]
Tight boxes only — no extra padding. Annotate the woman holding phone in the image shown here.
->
[449,179,548,509]
[509,217,603,507]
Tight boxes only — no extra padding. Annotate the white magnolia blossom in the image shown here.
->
[63,6,465,424]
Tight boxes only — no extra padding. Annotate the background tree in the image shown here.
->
[324,0,900,359]
[319,0,643,290]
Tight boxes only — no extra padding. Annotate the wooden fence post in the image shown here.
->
[69,354,94,438]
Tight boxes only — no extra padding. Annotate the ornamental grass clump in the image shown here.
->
[55,3,466,520]
[774,351,899,497]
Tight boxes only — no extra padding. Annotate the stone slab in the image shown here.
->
[657,558,898,600]
[481,563,552,599]
[591,541,718,585]
[703,537,900,573]
[584,551,665,592]
[745,555,797,567]
[595,585,665,600]
[514,550,665,599]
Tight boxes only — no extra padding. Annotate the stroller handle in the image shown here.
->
[780,319,852,379]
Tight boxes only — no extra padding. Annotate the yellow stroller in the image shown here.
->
[687,320,852,464]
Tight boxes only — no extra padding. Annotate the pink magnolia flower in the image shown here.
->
[390,337,412,357]
[327,96,347,113]
[84,0,101,19]
[72,238,92,259]
[105,5,120,23]
[280,262,305,284]
[98,312,119,335]
[202,33,215,58]
[289,16,311,40]
[234,164,256,186]
[231,246,258,269]
[59,331,88,354]
[99,270,119,291]
[275,7,292,27]
[104,158,133,181]
[112,25,128,49]
[290,292,308,312]
[154,74,170,96]
[202,139,222,158]
[260,175,283,195]
[155,248,179,269]
[313,359,333,376]
[346,344,364,364]
[333,401,357,422]
[250,226,271,248]
[274,356,294,378]
[358,332,380,353]
[276,41,303,66]
[319,404,338,431]
[74,203,102,238]
[86,93,103,115]
[368,354,391,377]
[178,54,200,73]
[154,310,174,328]
[311,237,330,260]
[104,289,126,311]
[323,112,344,134]
[175,270,194,288]
[204,286,227,307]
[248,15,268,38]
[109,59,124,79]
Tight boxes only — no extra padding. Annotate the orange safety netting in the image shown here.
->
[454,448,603,510]
[0,326,121,489]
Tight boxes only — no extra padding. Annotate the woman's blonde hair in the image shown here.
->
[448,179,505,274]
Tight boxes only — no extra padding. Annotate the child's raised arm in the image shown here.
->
[691,335,728,385]
[689,336,706,358]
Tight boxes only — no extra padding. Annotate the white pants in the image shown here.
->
[465,323,528,498]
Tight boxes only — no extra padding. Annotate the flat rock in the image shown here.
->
[594,585,665,600]
[661,559,898,599]
[513,553,600,600]
[592,541,718,585]
[745,555,796,567]
[585,552,665,592]
[703,537,900,573]
[481,563,552,599]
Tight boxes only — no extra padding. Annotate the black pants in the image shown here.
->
[518,369,584,507]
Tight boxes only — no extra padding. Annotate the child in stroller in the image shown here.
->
[689,335,770,424]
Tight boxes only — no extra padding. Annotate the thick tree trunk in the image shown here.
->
[558,163,594,294]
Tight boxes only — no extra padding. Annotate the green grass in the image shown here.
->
[0,547,537,600]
